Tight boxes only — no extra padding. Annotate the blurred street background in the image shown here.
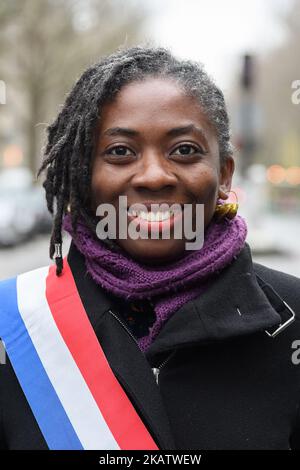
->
[0,0,299,280]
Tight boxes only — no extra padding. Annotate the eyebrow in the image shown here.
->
[102,124,208,140]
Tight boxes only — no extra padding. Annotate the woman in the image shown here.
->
[0,45,300,450]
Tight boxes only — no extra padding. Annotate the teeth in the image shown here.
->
[128,209,175,221]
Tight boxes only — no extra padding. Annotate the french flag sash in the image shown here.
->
[0,260,159,450]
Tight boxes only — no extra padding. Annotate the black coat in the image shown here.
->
[1,242,300,450]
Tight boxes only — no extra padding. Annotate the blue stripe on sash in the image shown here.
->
[0,277,83,450]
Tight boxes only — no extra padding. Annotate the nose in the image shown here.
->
[130,151,178,192]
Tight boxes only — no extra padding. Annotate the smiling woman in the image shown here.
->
[1,45,300,451]
[39,45,235,272]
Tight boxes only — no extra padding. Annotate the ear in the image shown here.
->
[218,156,235,199]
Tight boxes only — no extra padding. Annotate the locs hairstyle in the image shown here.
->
[38,44,233,275]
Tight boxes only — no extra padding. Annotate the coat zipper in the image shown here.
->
[151,349,177,385]
[108,309,176,385]
[108,309,141,348]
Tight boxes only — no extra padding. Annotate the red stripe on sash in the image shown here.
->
[46,260,159,450]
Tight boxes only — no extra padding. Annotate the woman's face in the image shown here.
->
[91,77,234,264]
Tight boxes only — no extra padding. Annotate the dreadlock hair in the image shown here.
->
[38,43,234,276]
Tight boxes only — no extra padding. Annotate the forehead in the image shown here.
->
[98,77,215,135]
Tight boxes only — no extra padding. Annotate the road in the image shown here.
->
[246,212,300,278]
[0,233,71,280]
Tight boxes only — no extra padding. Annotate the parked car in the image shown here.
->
[0,167,52,247]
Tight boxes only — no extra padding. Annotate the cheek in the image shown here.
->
[90,166,104,209]
[90,161,119,207]
[188,167,219,203]
[186,167,219,224]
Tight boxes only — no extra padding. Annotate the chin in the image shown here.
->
[116,238,188,265]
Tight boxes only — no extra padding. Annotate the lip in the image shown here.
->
[127,201,185,212]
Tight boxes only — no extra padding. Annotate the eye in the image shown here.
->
[171,144,206,157]
[105,145,134,157]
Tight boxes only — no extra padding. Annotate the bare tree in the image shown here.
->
[0,0,150,174]
[257,0,300,166]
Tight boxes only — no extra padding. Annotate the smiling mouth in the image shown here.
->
[126,205,184,234]
[126,202,184,220]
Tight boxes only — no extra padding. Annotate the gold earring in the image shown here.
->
[214,190,239,221]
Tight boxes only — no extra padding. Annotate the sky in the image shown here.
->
[146,0,293,91]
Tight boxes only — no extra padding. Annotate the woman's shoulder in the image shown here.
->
[253,260,300,320]
[0,263,51,292]
[0,263,51,342]
[253,260,300,291]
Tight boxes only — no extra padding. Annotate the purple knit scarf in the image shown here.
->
[63,211,247,353]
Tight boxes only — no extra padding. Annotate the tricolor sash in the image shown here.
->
[0,260,159,450]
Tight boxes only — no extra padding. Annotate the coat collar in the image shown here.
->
[145,242,283,358]
[67,241,284,359]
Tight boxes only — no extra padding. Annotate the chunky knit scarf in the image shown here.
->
[63,211,248,353]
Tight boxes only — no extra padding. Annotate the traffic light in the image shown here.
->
[241,54,254,90]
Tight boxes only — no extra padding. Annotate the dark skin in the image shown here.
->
[91,77,234,265]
